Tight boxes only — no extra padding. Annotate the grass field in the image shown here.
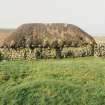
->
[0,57,105,105]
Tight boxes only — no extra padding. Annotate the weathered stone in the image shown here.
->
[1,43,105,60]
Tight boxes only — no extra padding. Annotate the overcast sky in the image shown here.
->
[0,0,105,35]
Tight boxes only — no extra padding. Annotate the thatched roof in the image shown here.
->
[3,23,96,48]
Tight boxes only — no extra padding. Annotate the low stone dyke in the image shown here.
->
[2,43,105,60]
[94,42,105,57]
[0,44,95,60]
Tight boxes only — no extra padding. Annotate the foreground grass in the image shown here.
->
[0,57,105,105]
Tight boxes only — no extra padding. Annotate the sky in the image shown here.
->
[0,0,105,35]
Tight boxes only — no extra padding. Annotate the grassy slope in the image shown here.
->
[0,29,14,46]
[94,36,105,42]
[0,57,105,105]
[0,29,14,37]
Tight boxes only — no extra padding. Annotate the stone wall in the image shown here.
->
[94,43,105,57]
[1,42,105,61]
[0,45,95,60]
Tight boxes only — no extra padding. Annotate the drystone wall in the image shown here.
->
[1,42,105,60]
[0,45,95,60]
[94,43,105,57]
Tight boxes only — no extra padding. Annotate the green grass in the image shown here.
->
[0,57,105,105]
